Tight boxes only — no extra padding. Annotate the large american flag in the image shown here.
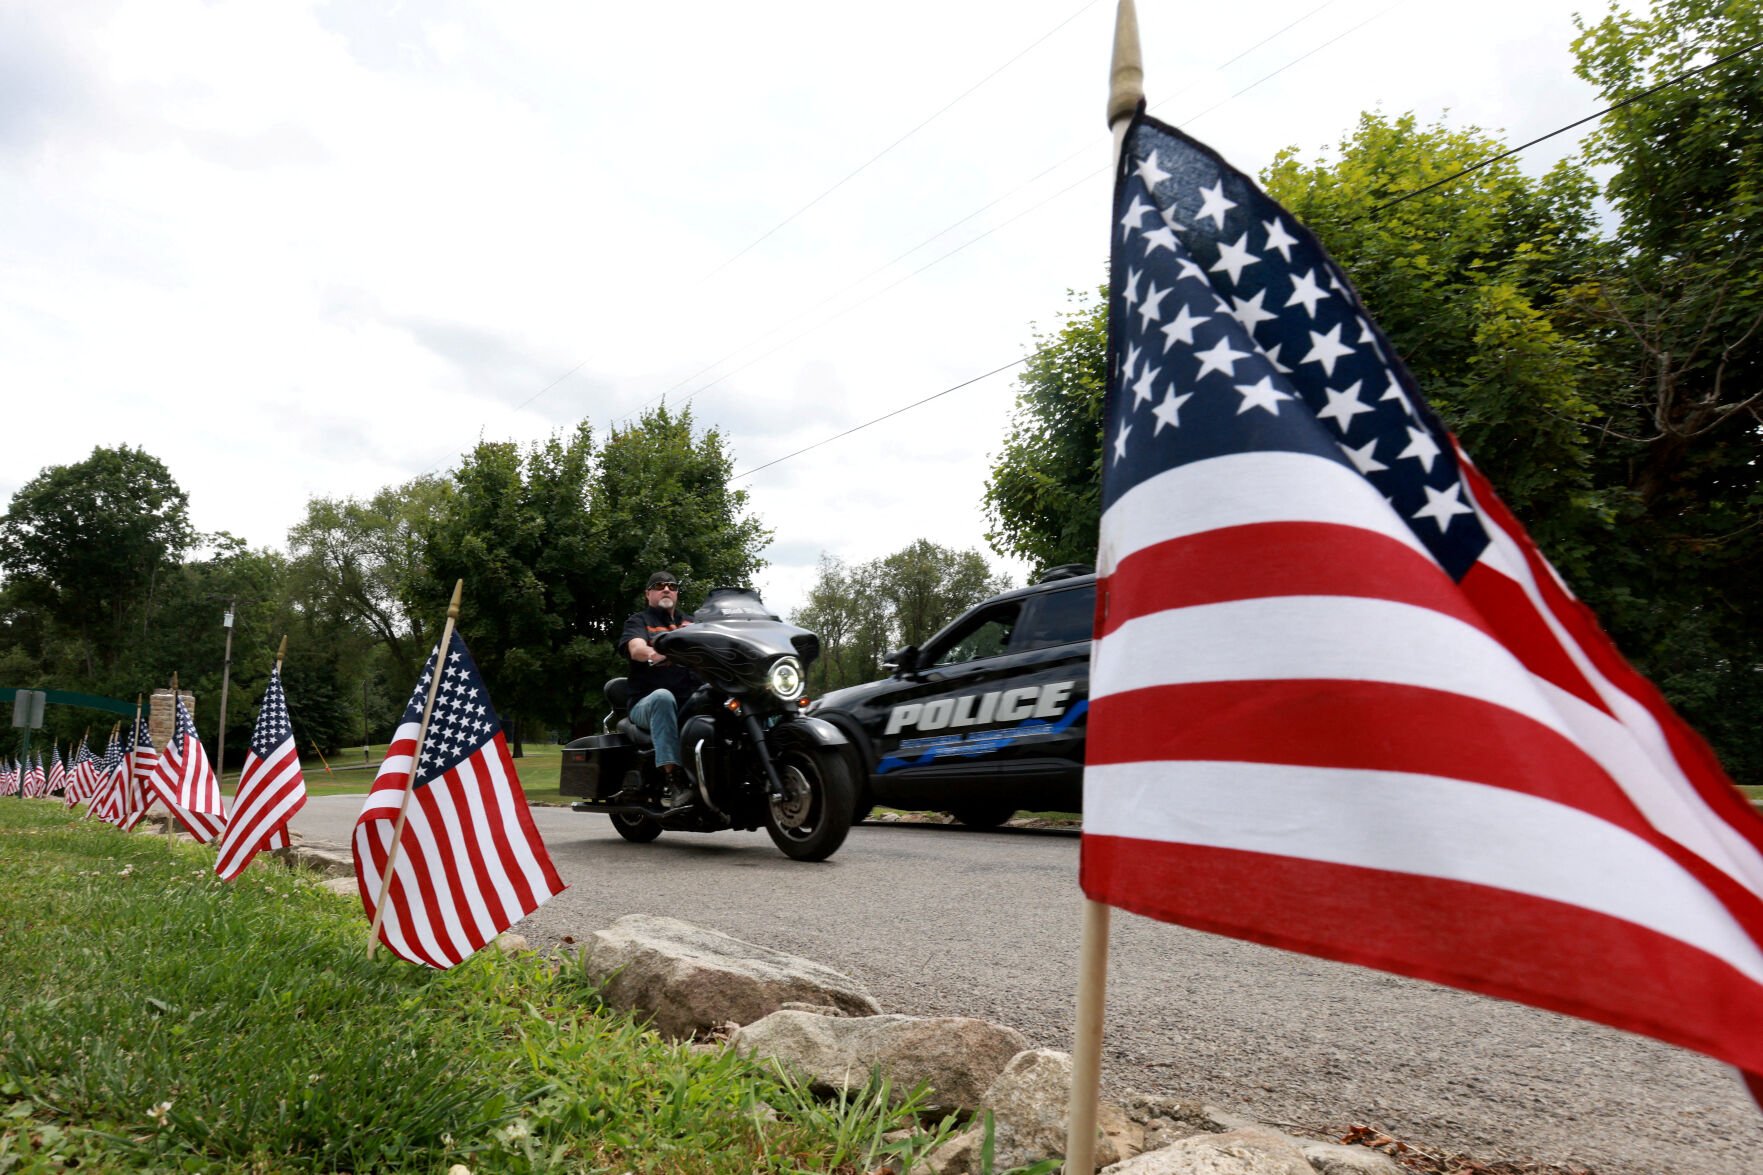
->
[1084,109,1763,1086]
[149,696,228,842]
[354,629,566,968]
[216,667,306,880]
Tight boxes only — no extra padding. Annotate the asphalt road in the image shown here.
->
[293,796,1762,1175]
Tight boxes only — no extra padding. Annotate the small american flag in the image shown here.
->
[354,629,566,968]
[90,731,125,824]
[24,751,46,798]
[66,738,98,808]
[1086,109,1763,1087]
[0,758,16,797]
[48,746,66,796]
[149,696,227,841]
[118,716,158,831]
[216,667,307,880]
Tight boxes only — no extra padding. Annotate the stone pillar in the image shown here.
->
[148,690,196,750]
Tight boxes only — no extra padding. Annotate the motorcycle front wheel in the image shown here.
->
[765,745,857,862]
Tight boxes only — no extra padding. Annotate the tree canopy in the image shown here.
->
[792,540,1012,693]
[0,446,194,678]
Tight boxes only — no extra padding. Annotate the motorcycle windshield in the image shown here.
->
[656,588,820,694]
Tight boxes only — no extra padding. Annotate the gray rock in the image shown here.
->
[281,843,355,879]
[924,1048,1143,1174]
[1102,1127,1313,1174]
[320,876,357,897]
[731,1010,1028,1116]
[1299,1141,1404,1174]
[580,915,880,1039]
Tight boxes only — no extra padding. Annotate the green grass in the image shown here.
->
[0,802,968,1173]
[1741,784,1762,811]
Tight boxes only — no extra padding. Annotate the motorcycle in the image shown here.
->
[560,587,860,861]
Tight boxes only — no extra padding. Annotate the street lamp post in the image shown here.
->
[216,602,235,785]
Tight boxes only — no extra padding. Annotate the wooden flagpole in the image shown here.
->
[367,579,464,959]
[1065,4,1140,1172]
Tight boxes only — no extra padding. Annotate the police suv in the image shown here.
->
[808,565,1093,827]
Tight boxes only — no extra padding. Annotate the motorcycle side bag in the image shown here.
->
[560,734,635,800]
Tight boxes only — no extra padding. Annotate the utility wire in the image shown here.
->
[731,358,1028,480]
[698,0,1106,283]
[1373,35,1763,214]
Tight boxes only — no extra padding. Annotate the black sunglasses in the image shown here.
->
[650,582,679,591]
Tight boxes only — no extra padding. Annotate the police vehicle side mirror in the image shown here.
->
[884,645,920,675]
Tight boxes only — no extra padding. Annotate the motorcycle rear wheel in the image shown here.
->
[764,746,857,862]
[610,810,662,843]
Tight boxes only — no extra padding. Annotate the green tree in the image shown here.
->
[410,406,772,743]
[423,424,600,752]
[0,446,194,677]
[580,406,772,712]
[1262,113,1608,570]
[791,554,889,694]
[1568,0,1763,782]
[792,541,1011,693]
[983,289,1108,572]
[286,476,450,683]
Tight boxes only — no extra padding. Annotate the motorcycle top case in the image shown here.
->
[560,733,635,801]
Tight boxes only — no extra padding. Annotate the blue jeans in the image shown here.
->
[629,690,682,771]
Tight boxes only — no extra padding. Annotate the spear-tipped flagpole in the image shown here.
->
[367,580,464,959]
[276,634,288,671]
[1065,5,1141,1173]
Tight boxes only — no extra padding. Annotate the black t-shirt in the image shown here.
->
[617,605,701,704]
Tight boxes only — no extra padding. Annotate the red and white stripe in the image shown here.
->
[1083,445,1763,1078]
[216,735,305,881]
[353,720,564,969]
[66,743,99,808]
[152,707,226,831]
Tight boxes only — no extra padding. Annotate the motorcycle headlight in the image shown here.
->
[765,656,805,701]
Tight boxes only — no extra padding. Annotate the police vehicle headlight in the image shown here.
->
[765,656,805,701]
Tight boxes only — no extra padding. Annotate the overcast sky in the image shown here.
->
[1,0,1614,618]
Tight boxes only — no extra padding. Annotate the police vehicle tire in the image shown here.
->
[949,802,1016,830]
[764,745,858,862]
[610,810,662,843]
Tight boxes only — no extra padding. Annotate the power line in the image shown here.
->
[731,358,1028,480]
[699,0,1107,284]
[1373,35,1763,215]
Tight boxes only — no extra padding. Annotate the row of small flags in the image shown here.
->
[14,622,564,970]
[0,748,57,797]
[14,669,308,880]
